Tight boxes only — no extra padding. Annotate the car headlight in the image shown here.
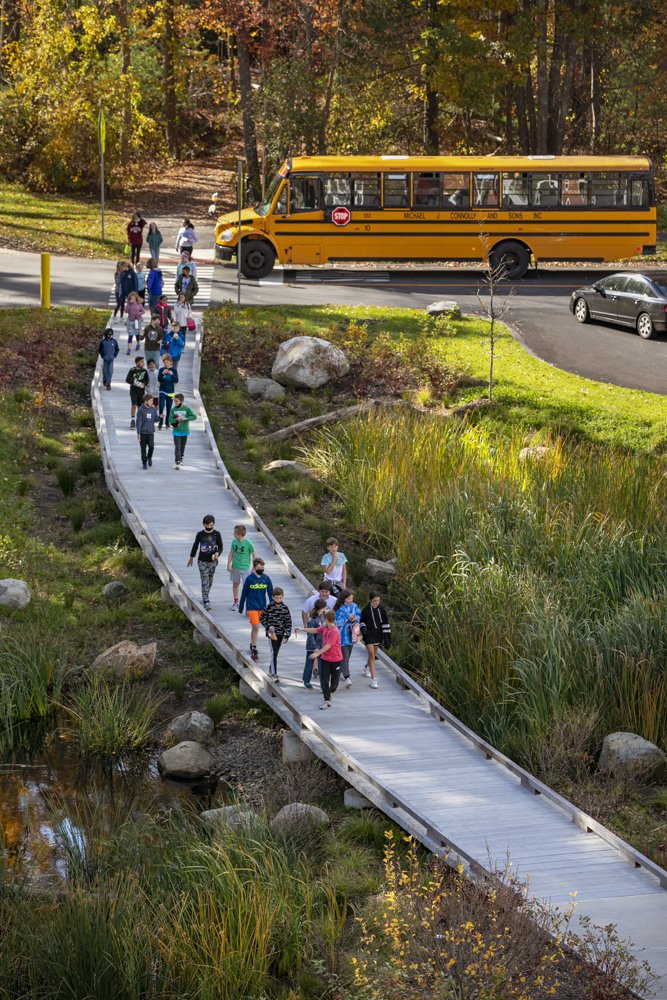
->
[220,229,235,242]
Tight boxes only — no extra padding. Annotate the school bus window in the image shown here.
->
[384,173,409,208]
[531,174,559,208]
[324,173,351,207]
[561,173,588,206]
[590,172,623,207]
[442,174,469,207]
[290,175,323,213]
[351,173,381,208]
[631,177,648,207]
[473,173,499,207]
[502,172,530,207]
[413,172,440,208]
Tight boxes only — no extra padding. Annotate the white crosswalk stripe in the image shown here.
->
[107,264,215,310]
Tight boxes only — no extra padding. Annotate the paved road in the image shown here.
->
[2,247,666,394]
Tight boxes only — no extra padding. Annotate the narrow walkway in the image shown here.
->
[94,290,667,997]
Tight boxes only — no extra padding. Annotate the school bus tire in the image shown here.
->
[489,240,530,280]
[240,239,275,279]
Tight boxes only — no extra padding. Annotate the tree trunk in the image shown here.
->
[163,0,178,156]
[535,0,549,152]
[516,81,530,153]
[235,27,260,193]
[423,84,440,153]
[115,0,132,168]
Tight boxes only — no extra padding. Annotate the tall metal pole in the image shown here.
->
[237,158,243,306]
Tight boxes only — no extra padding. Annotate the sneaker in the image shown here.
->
[147,458,152,467]
[130,419,135,429]
[174,462,180,470]
[363,665,371,677]
[370,678,379,689]
[158,417,163,430]
[303,681,313,689]
[204,603,212,612]
[320,701,331,710]
[105,384,111,391]
[272,676,280,683]
[126,348,131,355]
[345,677,352,689]
[250,646,259,662]
[135,343,140,351]
[231,600,239,611]
[142,462,147,470]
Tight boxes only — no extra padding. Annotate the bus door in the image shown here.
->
[285,174,323,265]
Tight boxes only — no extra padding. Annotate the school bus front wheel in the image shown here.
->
[241,239,275,279]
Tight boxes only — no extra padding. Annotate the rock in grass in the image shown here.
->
[0,578,32,609]
[598,732,667,783]
[245,377,286,401]
[201,805,259,830]
[91,640,157,682]
[272,337,350,389]
[271,802,330,834]
[426,300,461,318]
[365,557,398,583]
[263,459,310,475]
[157,741,214,780]
[165,711,215,745]
[518,445,550,462]
[102,580,127,601]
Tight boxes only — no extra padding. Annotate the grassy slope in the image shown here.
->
[0,182,127,259]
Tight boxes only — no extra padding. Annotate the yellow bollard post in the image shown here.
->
[40,253,51,309]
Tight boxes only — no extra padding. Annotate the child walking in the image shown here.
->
[226,524,255,611]
[296,610,343,710]
[156,294,173,334]
[187,515,223,612]
[125,292,145,354]
[162,325,185,370]
[320,537,348,595]
[238,557,273,662]
[302,598,326,689]
[125,356,148,429]
[98,327,119,390]
[135,394,157,469]
[169,393,197,468]
[158,356,178,430]
[334,589,362,689]
[142,315,163,366]
[259,588,292,682]
[147,222,163,264]
[359,592,391,689]
[135,262,146,304]
[145,358,160,406]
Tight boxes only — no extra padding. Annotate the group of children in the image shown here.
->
[187,525,391,709]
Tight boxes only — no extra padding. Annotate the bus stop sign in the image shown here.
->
[331,206,351,226]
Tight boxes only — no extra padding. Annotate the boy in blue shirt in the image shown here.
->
[238,557,273,662]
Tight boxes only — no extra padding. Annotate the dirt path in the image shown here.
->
[112,154,238,226]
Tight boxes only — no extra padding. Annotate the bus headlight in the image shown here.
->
[220,229,235,243]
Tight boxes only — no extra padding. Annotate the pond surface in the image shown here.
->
[0,742,226,885]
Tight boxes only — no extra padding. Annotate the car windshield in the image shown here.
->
[256,173,284,217]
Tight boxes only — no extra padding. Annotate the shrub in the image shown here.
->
[160,671,186,702]
[55,461,78,496]
[77,452,102,476]
[69,504,85,532]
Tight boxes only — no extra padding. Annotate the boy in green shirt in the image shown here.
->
[226,523,255,611]
[169,392,197,469]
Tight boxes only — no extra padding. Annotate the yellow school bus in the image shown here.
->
[214,155,656,280]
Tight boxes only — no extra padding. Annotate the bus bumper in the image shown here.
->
[215,246,235,262]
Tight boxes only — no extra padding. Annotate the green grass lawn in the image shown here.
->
[0,181,127,259]
[207,303,667,452]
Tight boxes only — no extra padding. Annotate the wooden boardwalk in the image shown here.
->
[93,288,667,997]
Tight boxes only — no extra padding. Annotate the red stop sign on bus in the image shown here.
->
[331,205,351,226]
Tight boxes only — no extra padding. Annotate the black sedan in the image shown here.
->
[569,271,667,340]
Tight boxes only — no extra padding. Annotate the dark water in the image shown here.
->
[0,743,225,884]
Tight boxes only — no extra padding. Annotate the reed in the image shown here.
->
[63,675,164,760]
[305,411,667,757]
[0,637,69,753]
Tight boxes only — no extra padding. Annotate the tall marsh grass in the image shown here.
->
[62,675,164,760]
[0,637,69,753]
[306,411,667,758]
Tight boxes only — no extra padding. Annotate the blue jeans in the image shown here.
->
[102,359,114,385]
[303,650,317,684]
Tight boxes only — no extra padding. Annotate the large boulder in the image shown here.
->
[271,802,330,834]
[157,741,214,780]
[165,710,215,745]
[272,337,350,389]
[0,579,32,609]
[426,300,461,318]
[245,377,286,401]
[263,459,310,476]
[91,640,157,682]
[598,732,667,782]
[201,805,259,831]
[365,557,398,583]
[103,580,128,601]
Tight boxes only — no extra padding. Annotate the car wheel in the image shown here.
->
[488,241,530,280]
[636,312,654,340]
[241,240,275,279]
[574,297,590,324]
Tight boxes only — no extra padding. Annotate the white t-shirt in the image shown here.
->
[302,592,336,616]
[320,551,347,584]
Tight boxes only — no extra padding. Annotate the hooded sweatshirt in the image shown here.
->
[359,602,391,648]
[98,335,119,361]
[238,571,273,613]
[334,601,362,647]
[135,403,157,435]
[260,600,292,639]
[146,267,163,298]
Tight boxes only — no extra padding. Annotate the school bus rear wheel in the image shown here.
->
[241,240,275,279]
[489,240,530,280]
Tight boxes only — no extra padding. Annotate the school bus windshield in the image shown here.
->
[256,173,284,216]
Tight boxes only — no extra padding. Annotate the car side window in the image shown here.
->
[601,275,629,293]
[625,277,648,296]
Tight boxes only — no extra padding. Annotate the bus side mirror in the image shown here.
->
[324,208,333,223]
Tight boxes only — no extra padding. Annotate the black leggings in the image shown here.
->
[130,243,141,265]
[268,635,283,676]
[319,659,341,702]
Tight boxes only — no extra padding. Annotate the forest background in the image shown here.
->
[0,0,665,203]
